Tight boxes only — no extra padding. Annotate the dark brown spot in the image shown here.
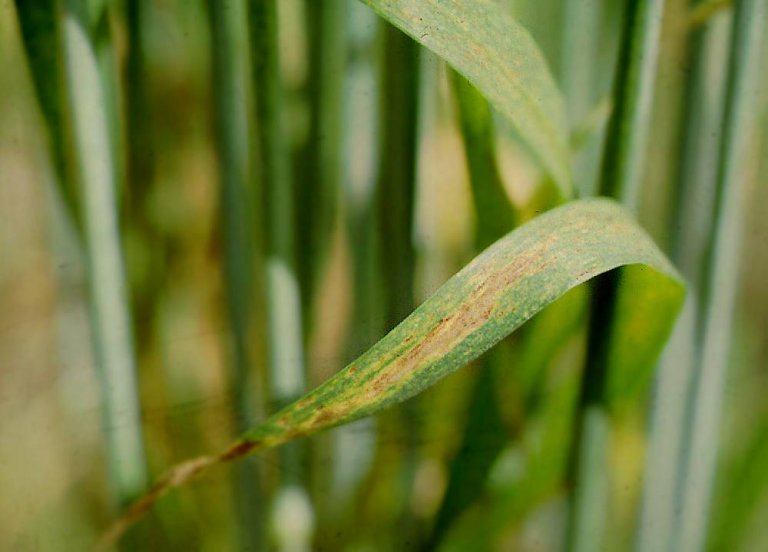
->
[218,440,259,461]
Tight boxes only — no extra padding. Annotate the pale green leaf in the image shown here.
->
[361,0,572,196]
[99,198,684,547]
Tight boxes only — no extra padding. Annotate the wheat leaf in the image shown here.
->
[360,0,572,196]
[98,198,684,548]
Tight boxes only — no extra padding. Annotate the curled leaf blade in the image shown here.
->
[99,198,684,548]
[361,0,572,196]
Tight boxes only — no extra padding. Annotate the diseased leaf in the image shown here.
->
[360,0,572,196]
[98,198,684,548]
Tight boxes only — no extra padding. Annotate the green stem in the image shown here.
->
[13,0,82,232]
[376,25,421,329]
[59,0,148,506]
[366,22,422,545]
[124,0,166,383]
[451,71,517,248]
[636,6,730,551]
[708,415,768,551]
[674,0,766,549]
[424,72,516,549]
[559,0,601,126]
[324,7,383,543]
[559,0,603,197]
[297,0,346,316]
[250,0,313,548]
[567,0,665,550]
[207,0,265,547]
[598,0,665,211]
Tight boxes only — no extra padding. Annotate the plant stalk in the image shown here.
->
[250,0,313,548]
[355,22,422,547]
[424,72,517,549]
[59,0,148,506]
[207,0,266,548]
[673,0,766,549]
[567,0,665,550]
[13,0,83,233]
[636,5,731,551]
[297,0,346,315]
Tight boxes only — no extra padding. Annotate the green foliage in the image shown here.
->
[101,198,684,545]
[10,0,766,549]
[362,0,573,197]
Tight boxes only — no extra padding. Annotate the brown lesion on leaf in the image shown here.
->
[295,395,316,410]
[218,440,260,462]
[359,234,559,403]
[311,406,338,428]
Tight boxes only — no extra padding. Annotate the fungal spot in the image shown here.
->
[311,407,338,428]
[219,440,259,461]
[357,235,559,402]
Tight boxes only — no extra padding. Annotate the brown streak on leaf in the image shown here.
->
[218,440,260,462]
[361,235,558,400]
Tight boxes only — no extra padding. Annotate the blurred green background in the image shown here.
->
[1,0,766,550]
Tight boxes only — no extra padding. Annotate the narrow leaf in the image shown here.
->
[360,0,572,196]
[14,0,81,229]
[98,198,684,548]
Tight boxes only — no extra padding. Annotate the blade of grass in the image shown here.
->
[567,0,665,550]
[430,64,612,550]
[424,71,517,549]
[673,0,766,548]
[206,0,267,548]
[322,5,385,542]
[342,0,385,364]
[13,0,82,232]
[360,0,572,197]
[295,1,349,533]
[376,23,421,336]
[296,0,346,315]
[636,6,731,551]
[707,413,768,551]
[98,197,685,548]
[560,0,604,198]
[597,0,665,213]
[58,0,149,506]
[124,0,159,353]
[249,1,314,548]
[92,8,123,205]
[438,298,588,551]
[560,0,601,127]
[371,23,422,544]
[451,71,517,250]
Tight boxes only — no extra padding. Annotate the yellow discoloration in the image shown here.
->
[359,233,559,404]
[98,199,684,547]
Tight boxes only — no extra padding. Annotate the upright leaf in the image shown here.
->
[14,0,81,229]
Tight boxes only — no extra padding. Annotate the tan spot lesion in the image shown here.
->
[296,231,562,435]
[359,233,560,402]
